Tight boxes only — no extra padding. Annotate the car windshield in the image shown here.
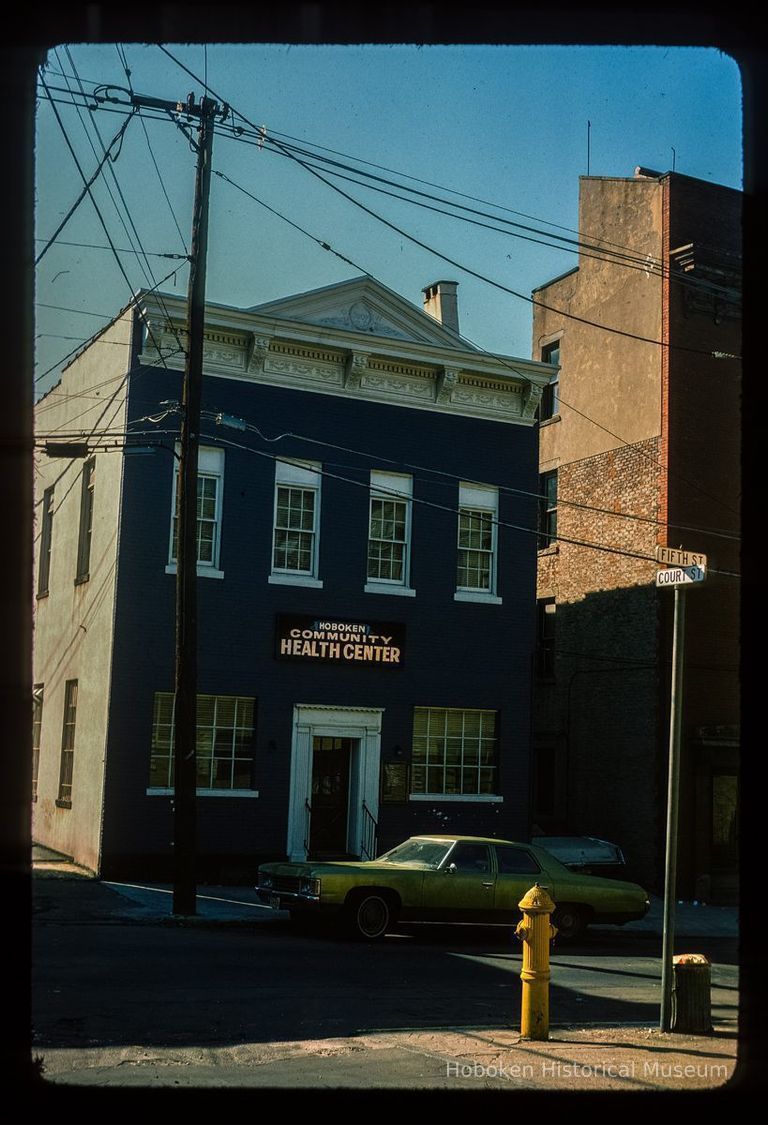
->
[377,839,454,869]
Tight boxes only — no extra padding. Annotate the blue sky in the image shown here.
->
[35,43,742,397]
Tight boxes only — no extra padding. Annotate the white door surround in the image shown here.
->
[288,704,384,861]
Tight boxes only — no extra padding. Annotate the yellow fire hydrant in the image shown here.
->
[515,883,557,1041]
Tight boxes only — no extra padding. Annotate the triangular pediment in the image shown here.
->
[248,276,474,350]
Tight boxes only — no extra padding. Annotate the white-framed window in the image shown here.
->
[365,471,414,596]
[149,692,256,793]
[269,459,322,588]
[455,482,501,604]
[37,486,55,597]
[539,339,561,421]
[56,679,78,807]
[75,456,96,583]
[167,446,225,578]
[410,707,500,799]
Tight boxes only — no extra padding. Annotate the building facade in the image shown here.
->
[33,276,552,880]
[532,169,741,903]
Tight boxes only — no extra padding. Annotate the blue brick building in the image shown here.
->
[33,277,554,879]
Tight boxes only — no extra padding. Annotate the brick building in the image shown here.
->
[531,169,741,903]
[32,276,551,879]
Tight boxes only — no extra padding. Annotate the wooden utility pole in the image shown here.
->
[130,92,222,915]
[173,95,218,916]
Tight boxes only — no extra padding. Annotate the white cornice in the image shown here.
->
[137,292,551,426]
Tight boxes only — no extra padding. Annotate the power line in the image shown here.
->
[38,72,176,375]
[35,238,188,258]
[222,125,740,301]
[35,109,135,265]
[199,408,740,543]
[158,45,741,278]
[146,54,742,529]
[60,49,188,362]
[115,44,189,255]
[201,430,741,579]
[34,263,183,385]
[211,167,740,522]
[41,56,740,524]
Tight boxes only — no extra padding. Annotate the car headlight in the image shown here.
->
[258,873,273,889]
[300,877,321,896]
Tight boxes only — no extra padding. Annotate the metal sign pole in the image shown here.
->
[660,583,686,1031]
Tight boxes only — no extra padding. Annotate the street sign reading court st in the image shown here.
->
[656,565,706,587]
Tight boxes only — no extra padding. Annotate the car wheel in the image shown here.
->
[346,893,394,940]
[553,904,588,941]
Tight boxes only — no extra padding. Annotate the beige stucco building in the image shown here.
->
[532,168,741,903]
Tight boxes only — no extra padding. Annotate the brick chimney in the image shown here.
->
[422,280,459,336]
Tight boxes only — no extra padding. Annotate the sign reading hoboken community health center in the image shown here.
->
[275,615,405,667]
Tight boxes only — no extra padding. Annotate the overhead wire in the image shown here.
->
[221,124,740,300]
[158,45,741,276]
[35,109,136,265]
[197,408,740,543]
[211,167,740,521]
[38,53,740,530]
[59,48,189,360]
[115,44,189,255]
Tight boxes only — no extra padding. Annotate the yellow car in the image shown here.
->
[256,834,650,940]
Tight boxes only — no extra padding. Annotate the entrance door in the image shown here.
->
[309,737,354,856]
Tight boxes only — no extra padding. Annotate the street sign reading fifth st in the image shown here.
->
[655,546,707,569]
[655,565,706,587]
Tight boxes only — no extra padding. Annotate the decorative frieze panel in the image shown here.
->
[264,356,344,388]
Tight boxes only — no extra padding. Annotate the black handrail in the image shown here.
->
[361,801,378,860]
[303,797,312,855]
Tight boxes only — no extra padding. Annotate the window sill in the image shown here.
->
[364,583,416,598]
[268,573,323,589]
[55,799,72,809]
[454,591,503,605]
[539,413,561,427]
[165,563,225,579]
[74,573,90,587]
[537,543,559,556]
[36,590,49,601]
[409,793,504,803]
[146,788,260,798]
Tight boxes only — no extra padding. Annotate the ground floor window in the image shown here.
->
[410,707,498,795]
[150,693,256,790]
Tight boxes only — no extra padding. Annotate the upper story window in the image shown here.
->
[75,457,96,583]
[365,471,414,596]
[168,446,225,577]
[269,459,322,588]
[37,486,55,597]
[57,679,78,807]
[539,340,561,422]
[538,470,558,549]
[455,483,501,604]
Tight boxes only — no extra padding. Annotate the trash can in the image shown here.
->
[672,953,712,1034]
